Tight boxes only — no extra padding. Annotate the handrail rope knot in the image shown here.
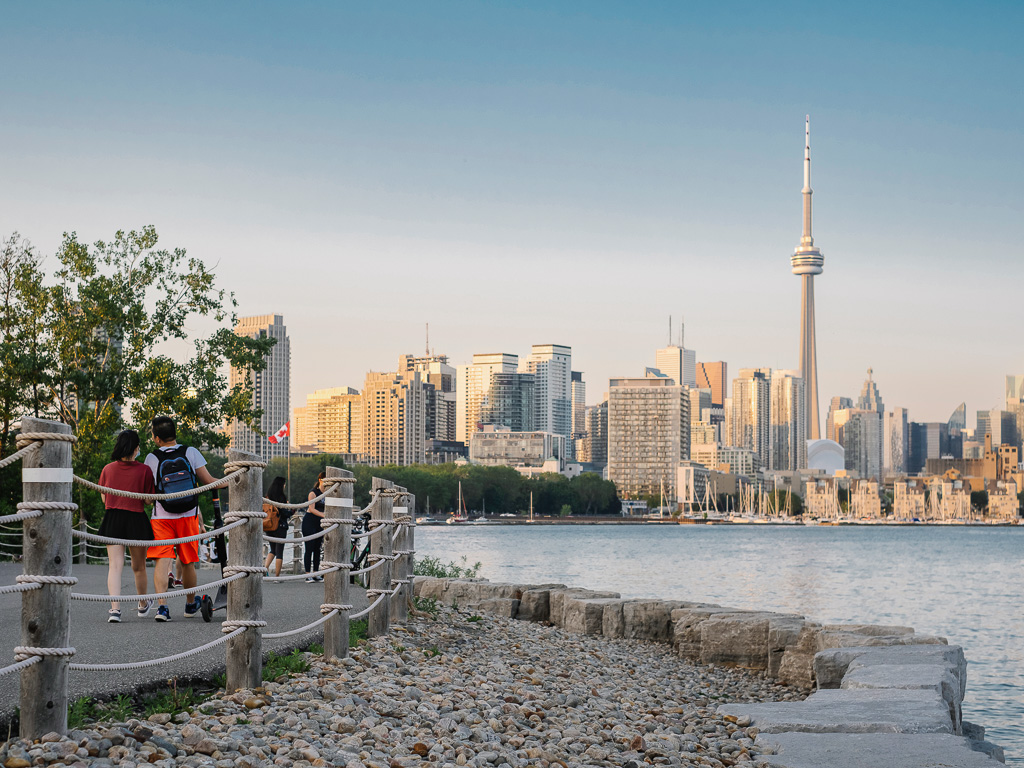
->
[221,620,267,634]
[325,518,356,526]
[394,549,417,556]
[321,477,356,486]
[320,603,353,614]
[17,501,77,512]
[367,553,400,563]
[222,460,267,473]
[223,510,267,522]
[319,560,351,570]
[16,574,79,586]
[15,432,78,449]
[223,565,268,577]
[391,579,411,586]
[365,587,400,598]
[14,646,76,662]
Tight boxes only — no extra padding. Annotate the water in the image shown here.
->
[417,524,1024,761]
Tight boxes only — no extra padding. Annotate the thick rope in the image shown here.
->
[264,566,339,583]
[14,645,76,662]
[221,619,267,633]
[351,522,393,541]
[368,553,399,563]
[17,574,78,586]
[223,565,267,578]
[262,476,355,510]
[394,549,416,556]
[0,441,40,470]
[319,560,350,571]
[350,558,385,577]
[73,519,244,547]
[223,509,266,522]
[0,655,41,678]
[262,606,351,640]
[0,510,42,525]
[365,586,400,599]
[15,432,77,449]
[349,592,388,620]
[0,582,41,596]
[71,572,245,602]
[263,523,337,544]
[69,628,244,671]
[73,469,247,501]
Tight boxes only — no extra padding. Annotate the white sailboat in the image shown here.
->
[447,481,469,524]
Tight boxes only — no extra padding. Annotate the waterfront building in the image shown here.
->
[833,408,882,479]
[676,461,710,513]
[571,371,586,458]
[987,479,1019,520]
[228,314,290,462]
[730,368,771,463]
[691,420,718,447]
[469,425,566,469]
[293,386,363,456]
[769,370,806,471]
[456,353,534,444]
[579,400,608,466]
[696,361,728,409]
[691,444,759,480]
[883,407,909,475]
[791,117,826,441]
[361,369,429,466]
[893,479,928,520]
[608,377,690,502]
[520,344,573,451]
[424,439,468,464]
[825,396,853,443]
[400,354,456,443]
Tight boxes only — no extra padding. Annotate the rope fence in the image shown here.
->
[0,421,419,740]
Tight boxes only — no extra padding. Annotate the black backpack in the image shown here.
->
[154,446,199,515]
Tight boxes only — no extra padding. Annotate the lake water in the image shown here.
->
[417,524,1024,762]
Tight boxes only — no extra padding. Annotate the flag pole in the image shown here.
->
[286,434,291,502]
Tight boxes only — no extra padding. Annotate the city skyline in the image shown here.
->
[0,3,1020,422]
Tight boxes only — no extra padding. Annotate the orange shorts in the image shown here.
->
[148,516,201,565]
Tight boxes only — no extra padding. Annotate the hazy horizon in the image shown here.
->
[1,2,1021,425]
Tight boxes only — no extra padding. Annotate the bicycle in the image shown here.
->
[349,512,372,588]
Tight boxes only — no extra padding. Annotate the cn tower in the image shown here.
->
[792,116,824,441]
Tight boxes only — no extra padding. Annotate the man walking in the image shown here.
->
[145,415,214,621]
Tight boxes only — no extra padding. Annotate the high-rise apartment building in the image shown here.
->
[834,408,881,479]
[521,344,573,449]
[730,369,770,463]
[579,401,608,466]
[608,377,690,502]
[769,370,806,471]
[399,354,456,442]
[1004,376,1024,453]
[361,369,428,465]
[979,409,1016,448]
[689,388,713,430]
[856,369,884,414]
[228,314,290,462]
[293,387,362,455]
[456,353,521,445]
[696,362,728,409]
[570,371,586,458]
[479,372,535,433]
[884,407,909,475]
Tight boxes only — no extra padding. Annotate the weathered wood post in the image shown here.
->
[18,416,75,739]
[225,449,264,691]
[323,466,353,659]
[368,477,393,638]
[391,487,409,624]
[404,492,416,615]
[76,516,86,565]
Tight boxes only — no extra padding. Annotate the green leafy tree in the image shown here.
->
[569,472,619,515]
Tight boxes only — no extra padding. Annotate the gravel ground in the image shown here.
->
[0,604,806,768]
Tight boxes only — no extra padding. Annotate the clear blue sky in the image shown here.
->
[1,1,1021,424]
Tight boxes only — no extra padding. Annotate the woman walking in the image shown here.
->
[264,476,292,577]
[97,430,156,622]
[302,472,327,581]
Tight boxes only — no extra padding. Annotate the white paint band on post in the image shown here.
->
[394,506,408,515]
[22,468,73,484]
[324,497,353,508]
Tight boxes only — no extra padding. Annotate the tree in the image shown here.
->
[569,472,619,515]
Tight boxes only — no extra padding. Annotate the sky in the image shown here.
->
[1,1,1021,426]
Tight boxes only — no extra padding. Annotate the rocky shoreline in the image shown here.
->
[0,603,803,768]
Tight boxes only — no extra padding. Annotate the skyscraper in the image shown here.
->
[696,362,728,409]
[399,353,456,442]
[228,314,290,462]
[884,407,909,475]
[730,368,771,463]
[791,116,825,441]
[570,371,586,455]
[293,387,362,455]
[521,344,573,449]
[856,369,884,414]
[826,396,853,442]
[361,369,428,465]
[456,353,520,445]
[769,370,806,471]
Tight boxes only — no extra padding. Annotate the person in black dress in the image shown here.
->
[303,472,327,581]
[264,476,293,577]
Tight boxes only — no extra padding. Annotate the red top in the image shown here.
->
[98,460,157,514]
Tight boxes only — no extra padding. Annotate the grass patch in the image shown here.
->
[143,683,205,718]
[350,618,368,646]
[424,645,441,658]
[262,649,310,681]
[414,595,440,616]
[307,642,324,655]
[413,555,482,579]
[67,694,135,729]
[466,615,483,623]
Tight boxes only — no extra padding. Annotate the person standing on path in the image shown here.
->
[97,429,157,623]
[302,472,326,581]
[264,476,292,577]
[145,415,213,622]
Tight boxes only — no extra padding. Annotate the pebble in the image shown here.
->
[0,605,804,767]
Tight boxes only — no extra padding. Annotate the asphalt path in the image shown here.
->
[0,563,368,717]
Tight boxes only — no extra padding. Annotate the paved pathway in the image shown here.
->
[0,563,367,717]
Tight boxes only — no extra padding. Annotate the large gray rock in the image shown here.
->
[670,605,734,661]
[622,600,694,643]
[754,732,1003,767]
[815,645,967,698]
[700,612,773,669]
[516,585,567,622]
[768,614,806,678]
[414,576,449,600]
[465,597,520,619]
[719,689,953,735]
[822,623,915,637]
[777,622,822,688]
[816,628,947,652]
[548,588,619,628]
[842,664,962,733]
[563,597,624,635]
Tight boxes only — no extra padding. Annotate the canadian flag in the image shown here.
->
[268,421,290,444]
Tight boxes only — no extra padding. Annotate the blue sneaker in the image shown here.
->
[155,605,170,622]
[184,599,200,618]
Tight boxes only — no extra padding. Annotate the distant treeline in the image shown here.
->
[263,456,621,517]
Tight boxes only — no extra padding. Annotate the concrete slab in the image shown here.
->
[719,689,953,734]
[754,732,1002,767]
[814,644,966,697]
[842,663,962,733]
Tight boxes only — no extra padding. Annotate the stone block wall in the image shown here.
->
[413,576,1005,765]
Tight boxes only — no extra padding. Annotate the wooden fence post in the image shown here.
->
[391,487,409,624]
[225,449,264,691]
[368,477,393,638]
[76,516,86,565]
[18,416,74,739]
[404,492,416,615]
[323,466,353,659]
